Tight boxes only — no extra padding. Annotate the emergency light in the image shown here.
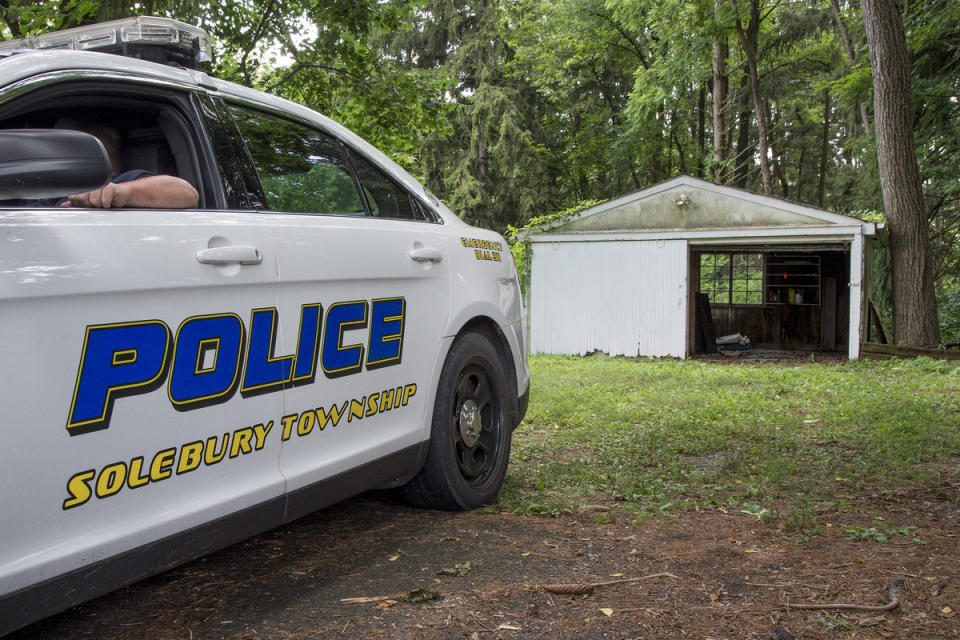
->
[0,16,212,70]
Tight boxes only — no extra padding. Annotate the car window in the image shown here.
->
[348,150,420,220]
[195,94,262,210]
[226,105,365,215]
[0,88,207,208]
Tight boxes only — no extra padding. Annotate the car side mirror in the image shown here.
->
[0,129,111,200]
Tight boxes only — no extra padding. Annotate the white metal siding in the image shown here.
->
[529,239,687,357]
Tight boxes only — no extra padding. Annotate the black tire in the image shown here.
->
[401,331,514,510]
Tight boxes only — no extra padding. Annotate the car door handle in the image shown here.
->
[195,246,263,265]
[408,247,443,263]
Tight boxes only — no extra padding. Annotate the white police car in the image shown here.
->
[0,17,528,634]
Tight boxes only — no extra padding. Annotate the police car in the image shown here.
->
[0,17,528,634]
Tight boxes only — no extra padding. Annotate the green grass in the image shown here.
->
[499,355,960,524]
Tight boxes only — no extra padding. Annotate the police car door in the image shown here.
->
[0,83,286,600]
[224,104,450,519]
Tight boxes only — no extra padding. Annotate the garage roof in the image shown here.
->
[533,175,877,236]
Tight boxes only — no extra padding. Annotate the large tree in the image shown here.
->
[385,0,549,231]
[0,0,447,172]
[4,0,959,341]
[861,0,940,345]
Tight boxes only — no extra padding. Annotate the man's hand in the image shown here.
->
[61,182,131,208]
[61,175,199,209]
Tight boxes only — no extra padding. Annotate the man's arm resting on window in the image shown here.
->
[60,175,200,209]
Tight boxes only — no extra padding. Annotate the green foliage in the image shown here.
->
[700,253,764,305]
[260,164,365,215]
[505,199,603,292]
[842,521,916,543]
[939,290,960,344]
[614,0,714,182]
[506,0,658,200]
[0,1,448,173]
[438,1,550,231]
[4,0,958,312]
[499,355,960,524]
[781,502,824,543]
[817,614,857,631]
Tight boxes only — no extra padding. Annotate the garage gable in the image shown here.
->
[546,175,862,234]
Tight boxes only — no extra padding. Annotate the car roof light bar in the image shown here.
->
[0,16,212,70]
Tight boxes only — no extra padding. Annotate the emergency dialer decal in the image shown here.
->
[460,236,503,262]
[67,297,406,435]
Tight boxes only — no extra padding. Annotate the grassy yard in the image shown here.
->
[499,354,960,532]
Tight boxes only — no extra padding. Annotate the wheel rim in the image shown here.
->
[452,360,501,483]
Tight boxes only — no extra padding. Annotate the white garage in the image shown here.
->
[525,176,880,359]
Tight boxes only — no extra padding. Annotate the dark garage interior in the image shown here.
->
[691,247,851,354]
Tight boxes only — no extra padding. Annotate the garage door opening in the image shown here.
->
[690,246,851,355]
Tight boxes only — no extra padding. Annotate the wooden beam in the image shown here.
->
[861,342,960,360]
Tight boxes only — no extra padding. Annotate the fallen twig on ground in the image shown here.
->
[786,581,904,612]
[540,572,679,595]
[341,588,441,604]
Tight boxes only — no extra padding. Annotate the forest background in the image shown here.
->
[2,0,958,343]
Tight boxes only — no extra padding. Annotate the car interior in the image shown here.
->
[0,89,206,208]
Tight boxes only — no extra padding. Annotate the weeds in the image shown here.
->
[842,520,917,543]
[816,613,856,631]
[500,355,960,526]
[779,500,825,543]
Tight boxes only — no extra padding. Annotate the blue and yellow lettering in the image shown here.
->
[366,392,380,417]
[63,378,424,508]
[127,457,150,488]
[349,398,365,422]
[204,434,229,465]
[292,304,322,383]
[111,349,137,366]
[316,401,348,429]
[67,298,409,433]
[280,413,298,441]
[63,470,95,509]
[322,301,368,378]
[241,308,294,394]
[252,422,273,450]
[177,441,204,474]
[297,411,315,436]
[67,321,171,435]
[150,448,176,480]
[194,339,219,373]
[229,428,254,457]
[96,462,126,498]
[379,388,395,412]
[367,298,405,369]
[169,314,243,408]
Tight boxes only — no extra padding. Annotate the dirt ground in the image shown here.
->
[11,463,959,640]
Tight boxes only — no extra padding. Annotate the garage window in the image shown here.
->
[700,253,763,305]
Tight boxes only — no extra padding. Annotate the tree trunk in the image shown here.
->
[697,81,706,179]
[797,145,807,202]
[734,76,753,188]
[862,0,940,345]
[1,0,22,38]
[652,104,665,181]
[712,14,729,183]
[817,89,830,208]
[769,103,787,198]
[672,110,688,175]
[830,0,871,132]
[730,0,772,195]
